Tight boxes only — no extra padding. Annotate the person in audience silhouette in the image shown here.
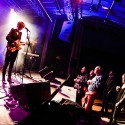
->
[100,70,117,116]
[74,66,88,104]
[88,69,95,80]
[82,69,95,96]
[109,73,125,125]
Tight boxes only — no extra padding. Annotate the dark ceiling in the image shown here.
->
[0,0,125,26]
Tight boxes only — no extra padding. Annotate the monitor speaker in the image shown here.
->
[39,66,56,82]
[10,82,51,111]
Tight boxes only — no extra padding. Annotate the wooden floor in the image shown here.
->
[0,70,125,125]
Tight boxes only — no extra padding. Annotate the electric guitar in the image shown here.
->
[7,39,36,52]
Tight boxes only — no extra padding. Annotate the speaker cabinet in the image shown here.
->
[10,82,51,110]
[59,21,73,43]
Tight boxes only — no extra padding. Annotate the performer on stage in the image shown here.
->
[2,21,25,86]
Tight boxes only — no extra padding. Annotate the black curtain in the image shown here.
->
[68,19,85,82]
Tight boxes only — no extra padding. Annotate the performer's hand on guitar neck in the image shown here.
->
[25,40,37,45]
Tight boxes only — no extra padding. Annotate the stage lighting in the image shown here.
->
[10,8,14,13]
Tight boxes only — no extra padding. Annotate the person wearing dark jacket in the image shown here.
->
[100,70,117,115]
[74,66,88,104]
[2,21,25,86]
[109,73,125,125]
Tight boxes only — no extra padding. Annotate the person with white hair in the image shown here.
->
[81,66,104,114]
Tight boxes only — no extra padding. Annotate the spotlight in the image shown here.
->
[10,8,14,13]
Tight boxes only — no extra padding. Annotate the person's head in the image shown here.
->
[81,66,86,74]
[109,70,114,77]
[17,21,25,31]
[94,66,101,76]
[122,74,125,84]
[89,70,94,76]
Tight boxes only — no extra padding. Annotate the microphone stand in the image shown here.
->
[21,29,31,84]
[42,74,70,105]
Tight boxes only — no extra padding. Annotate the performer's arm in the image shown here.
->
[6,28,15,46]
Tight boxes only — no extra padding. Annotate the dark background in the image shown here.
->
[43,16,125,84]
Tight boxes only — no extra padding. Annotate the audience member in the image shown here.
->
[81,66,104,114]
[100,70,117,116]
[88,69,95,80]
[83,69,95,94]
[74,66,88,104]
[109,73,125,125]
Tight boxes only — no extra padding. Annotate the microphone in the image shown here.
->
[25,27,30,32]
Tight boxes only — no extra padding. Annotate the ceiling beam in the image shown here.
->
[105,0,116,20]
[37,0,53,22]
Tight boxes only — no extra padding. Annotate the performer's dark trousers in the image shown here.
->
[2,50,18,80]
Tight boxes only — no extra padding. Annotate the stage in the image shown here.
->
[0,70,78,125]
[0,70,125,125]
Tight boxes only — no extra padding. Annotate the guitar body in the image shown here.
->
[8,40,22,52]
[7,39,36,52]
[8,46,22,52]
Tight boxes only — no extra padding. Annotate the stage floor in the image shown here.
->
[0,70,125,125]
